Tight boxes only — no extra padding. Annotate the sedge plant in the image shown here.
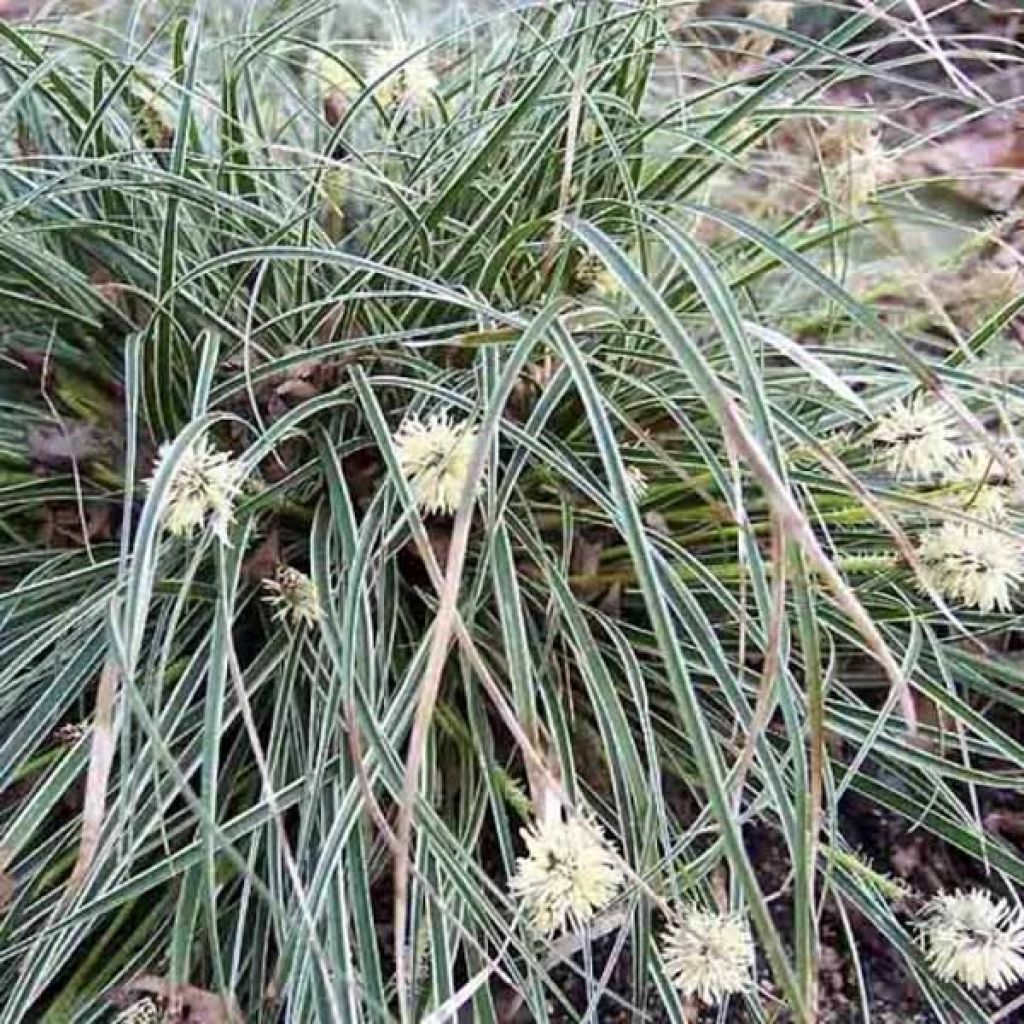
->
[1,2,1024,1022]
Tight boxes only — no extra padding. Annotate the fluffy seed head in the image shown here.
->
[148,437,245,543]
[918,520,1024,612]
[945,444,1019,521]
[921,890,1024,990]
[394,414,478,516]
[954,444,1016,486]
[366,42,437,108]
[661,906,756,1005]
[510,817,624,934]
[871,397,956,479]
[264,566,321,627]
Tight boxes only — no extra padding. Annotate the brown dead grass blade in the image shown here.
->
[109,975,245,1024]
[67,658,118,892]
[0,869,13,912]
[391,428,491,1023]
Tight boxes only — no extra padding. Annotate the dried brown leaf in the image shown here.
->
[0,0,43,18]
[29,422,107,468]
[341,448,381,503]
[40,503,112,548]
[901,114,1024,210]
[241,529,281,583]
[68,659,118,893]
[984,809,1024,839]
[274,378,321,402]
[109,976,245,1024]
[0,870,13,911]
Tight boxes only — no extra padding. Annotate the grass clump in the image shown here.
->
[2,2,1024,1022]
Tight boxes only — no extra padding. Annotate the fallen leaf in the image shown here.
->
[0,0,44,19]
[52,722,89,746]
[901,113,1024,211]
[40,503,112,548]
[29,422,107,468]
[598,581,622,617]
[890,837,922,878]
[108,975,245,1024]
[0,871,13,911]
[241,529,281,583]
[985,809,1024,839]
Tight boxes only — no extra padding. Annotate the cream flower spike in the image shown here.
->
[821,118,889,208]
[921,890,1024,990]
[871,396,956,480]
[661,905,756,1004]
[510,815,624,934]
[954,443,1015,484]
[394,413,478,515]
[366,41,437,108]
[148,436,245,543]
[264,566,321,627]
[946,443,1019,521]
[917,520,1024,612]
